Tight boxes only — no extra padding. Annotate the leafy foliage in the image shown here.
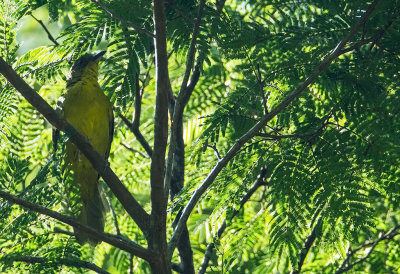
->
[1,0,400,273]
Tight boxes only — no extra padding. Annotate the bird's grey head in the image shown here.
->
[66,51,106,87]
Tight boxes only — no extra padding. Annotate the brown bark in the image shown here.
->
[150,0,171,272]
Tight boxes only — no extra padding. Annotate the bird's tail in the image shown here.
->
[73,172,105,245]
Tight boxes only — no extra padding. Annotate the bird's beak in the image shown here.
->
[92,51,107,62]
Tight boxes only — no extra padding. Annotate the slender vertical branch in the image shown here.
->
[164,0,207,198]
[179,0,206,95]
[160,1,208,272]
[150,0,170,272]
[169,0,382,254]
[164,0,226,202]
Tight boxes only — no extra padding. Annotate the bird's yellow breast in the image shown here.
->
[62,79,112,157]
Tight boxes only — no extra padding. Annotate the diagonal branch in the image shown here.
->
[198,168,268,274]
[340,12,400,54]
[30,14,59,46]
[0,190,152,261]
[169,0,382,254]
[291,218,323,274]
[120,113,153,157]
[335,224,400,273]
[4,255,109,274]
[89,0,154,38]
[0,57,150,237]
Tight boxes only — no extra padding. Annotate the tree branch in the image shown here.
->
[179,0,206,95]
[291,219,323,274]
[165,0,226,203]
[163,2,209,271]
[133,72,142,129]
[4,255,109,274]
[198,168,268,274]
[101,184,121,236]
[164,0,207,199]
[257,118,329,141]
[119,113,153,157]
[169,0,382,254]
[89,0,154,38]
[340,13,399,54]
[335,224,400,273]
[121,142,150,158]
[30,14,59,46]
[0,190,152,261]
[0,56,150,237]
[150,0,170,272]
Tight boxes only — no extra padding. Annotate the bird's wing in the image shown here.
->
[105,105,114,160]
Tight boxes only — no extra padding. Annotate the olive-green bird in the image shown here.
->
[53,51,113,245]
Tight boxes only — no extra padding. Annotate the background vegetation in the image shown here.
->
[0,0,400,273]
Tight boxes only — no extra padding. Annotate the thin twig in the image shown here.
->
[89,0,154,38]
[30,14,59,46]
[179,0,206,95]
[340,12,400,54]
[101,183,121,236]
[119,113,153,158]
[257,118,329,141]
[206,144,221,160]
[121,143,149,158]
[169,0,382,255]
[133,71,142,129]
